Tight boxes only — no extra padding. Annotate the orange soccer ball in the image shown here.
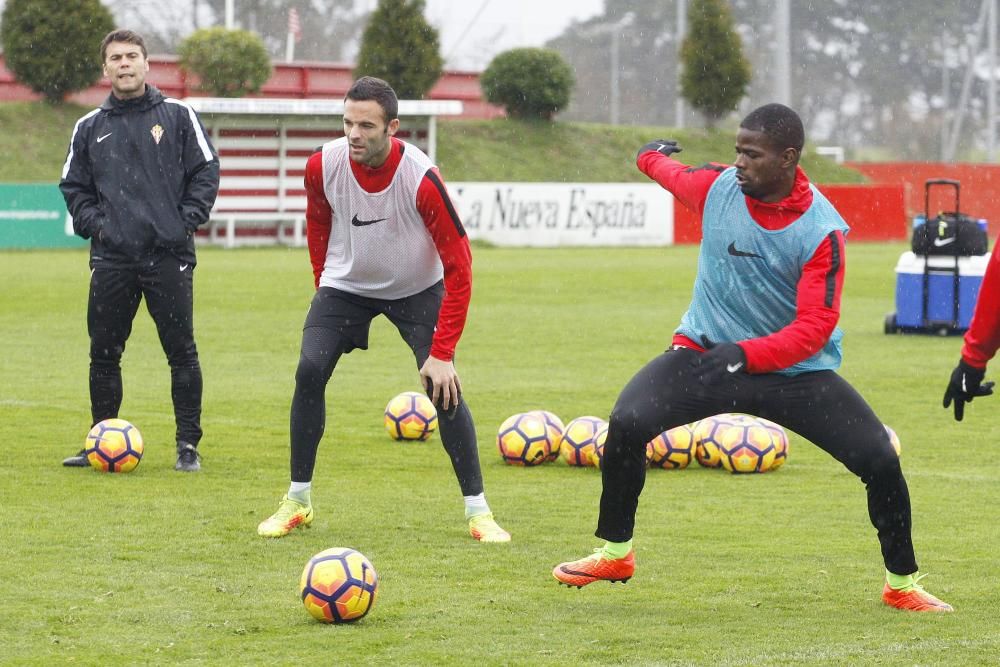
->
[300,547,378,624]
[560,416,606,467]
[84,418,144,473]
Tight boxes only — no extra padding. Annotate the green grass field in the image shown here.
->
[2,243,999,665]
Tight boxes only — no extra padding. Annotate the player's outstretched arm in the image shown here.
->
[635,139,719,216]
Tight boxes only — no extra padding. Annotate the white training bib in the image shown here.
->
[319,138,443,299]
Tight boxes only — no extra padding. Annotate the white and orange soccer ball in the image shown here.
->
[646,422,699,470]
[884,424,902,457]
[84,418,144,473]
[560,416,606,467]
[300,547,378,624]
[384,391,438,441]
[497,412,551,466]
[697,413,779,474]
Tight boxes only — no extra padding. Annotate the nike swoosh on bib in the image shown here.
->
[727,241,764,259]
[933,237,956,247]
[351,214,388,227]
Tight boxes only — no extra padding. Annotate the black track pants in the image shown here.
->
[88,254,202,446]
[288,284,484,497]
[597,347,917,575]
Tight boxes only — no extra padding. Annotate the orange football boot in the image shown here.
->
[553,549,635,588]
[881,575,954,612]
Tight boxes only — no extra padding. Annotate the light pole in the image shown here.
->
[675,0,687,128]
[608,13,635,125]
[988,0,997,162]
[578,12,635,125]
[773,0,791,106]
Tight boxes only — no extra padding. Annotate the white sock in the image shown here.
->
[288,481,311,505]
[463,493,490,519]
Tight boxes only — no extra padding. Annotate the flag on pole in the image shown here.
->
[288,8,302,43]
[286,7,302,62]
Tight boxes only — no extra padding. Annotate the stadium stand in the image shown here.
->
[187,98,459,246]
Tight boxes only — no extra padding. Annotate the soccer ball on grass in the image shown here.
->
[758,418,790,469]
[560,416,606,467]
[384,391,438,441]
[698,413,778,474]
[646,422,699,470]
[85,418,144,473]
[497,412,551,466]
[531,410,565,462]
[590,423,609,468]
[300,547,378,624]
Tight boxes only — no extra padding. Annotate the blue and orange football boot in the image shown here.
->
[553,549,635,588]
[882,574,954,612]
[257,495,314,538]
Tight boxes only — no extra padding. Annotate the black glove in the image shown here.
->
[692,339,746,386]
[637,139,682,161]
[942,359,994,421]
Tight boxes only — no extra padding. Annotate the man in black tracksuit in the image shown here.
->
[59,29,220,471]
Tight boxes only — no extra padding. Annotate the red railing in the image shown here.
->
[0,54,505,119]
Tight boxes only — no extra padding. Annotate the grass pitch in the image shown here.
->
[2,243,999,665]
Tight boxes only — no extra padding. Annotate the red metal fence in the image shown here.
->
[0,54,504,119]
[848,162,1000,238]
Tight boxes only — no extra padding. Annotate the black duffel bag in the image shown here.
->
[912,213,987,256]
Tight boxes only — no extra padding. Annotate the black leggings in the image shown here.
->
[288,286,484,497]
[598,347,917,575]
[88,255,202,445]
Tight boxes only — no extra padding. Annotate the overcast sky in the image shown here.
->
[363,0,606,71]
[0,0,607,70]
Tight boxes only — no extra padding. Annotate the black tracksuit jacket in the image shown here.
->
[59,85,220,268]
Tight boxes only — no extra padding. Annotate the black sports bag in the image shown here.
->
[911,214,987,256]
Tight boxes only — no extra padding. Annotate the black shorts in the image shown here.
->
[303,281,444,361]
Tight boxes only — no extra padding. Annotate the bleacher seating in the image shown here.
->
[198,117,430,247]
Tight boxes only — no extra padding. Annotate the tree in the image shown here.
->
[680,0,751,128]
[354,0,443,99]
[0,0,115,103]
[178,27,272,97]
[480,48,575,121]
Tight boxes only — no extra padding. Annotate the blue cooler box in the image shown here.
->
[894,251,988,329]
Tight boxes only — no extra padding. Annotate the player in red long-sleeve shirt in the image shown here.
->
[554,104,952,613]
[942,240,1000,419]
[258,77,510,543]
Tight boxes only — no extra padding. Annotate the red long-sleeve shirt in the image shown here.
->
[638,152,847,373]
[962,239,1000,368]
[303,138,471,361]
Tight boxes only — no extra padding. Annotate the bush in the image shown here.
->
[0,0,115,103]
[355,0,443,99]
[480,48,574,120]
[178,27,272,98]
